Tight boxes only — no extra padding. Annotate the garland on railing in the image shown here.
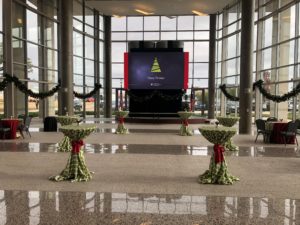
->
[127,90,185,103]
[220,80,300,103]
[73,83,102,99]
[0,68,102,100]
[253,79,300,102]
[0,77,9,91]
[3,73,61,99]
[219,84,239,101]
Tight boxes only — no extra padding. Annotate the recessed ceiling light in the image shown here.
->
[135,9,154,15]
[192,10,207,16]
[112,14,124,18]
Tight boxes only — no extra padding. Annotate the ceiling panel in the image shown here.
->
[85,0,234,16]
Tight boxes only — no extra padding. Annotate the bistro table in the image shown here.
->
[56,116,80,152]
[177,111,194,136]
[216,116,240,151]
[198,126,239,185]
[115,110,129,134]
[1,118,22,139]
[49,124,96,182]
[266,121,294,144]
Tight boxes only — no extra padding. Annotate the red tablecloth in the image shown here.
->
[1,119,20,139]
[269,122,295,144]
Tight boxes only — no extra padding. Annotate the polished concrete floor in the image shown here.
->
[0,118,299,224]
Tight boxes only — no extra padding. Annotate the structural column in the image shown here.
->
[3,0,14,117]
[208,14,216,119]
[94,10,101,118]
[104,16,112,118]
[59,0,73,116]
[239,0,254,134]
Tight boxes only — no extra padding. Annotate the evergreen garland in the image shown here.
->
[4,73,61,99]
[0,78,9,91]
[127,90,185,103]
[253,79,300,102]
[219,84,239,101]
[220,79,300,103]
[73,83,102,99]
[0,67,102,100]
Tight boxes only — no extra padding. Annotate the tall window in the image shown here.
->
[216,1,241,116]
[216,0,300,121]
[255,0,299,120]
[73,0,104,117]
[12,0,59,117]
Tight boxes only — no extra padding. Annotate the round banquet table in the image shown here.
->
[177,111,194,136]
[198,126,239,185]
[1,118,21,139]
[115,111,129,134]
[216,116,240,151]
[49,124,96,182]
[56,116,80,152]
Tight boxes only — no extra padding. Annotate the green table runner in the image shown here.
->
[49,124,96,182]
[198,126,239,185]
[216,116,240,151]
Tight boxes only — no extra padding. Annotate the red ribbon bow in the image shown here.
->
[214,144,225,164]
[119,117,124,124]
[71,140,84,154]
[183,119,189,126]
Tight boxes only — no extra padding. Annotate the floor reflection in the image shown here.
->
[0,190,299,225]
[0,142,299,157]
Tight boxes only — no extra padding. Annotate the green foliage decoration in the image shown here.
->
[4,73,61,99]
[73,83,102,99]
[219,84,239,101]
[127,90,185,102]
[220,80,300,103]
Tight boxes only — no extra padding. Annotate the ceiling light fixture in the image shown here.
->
[135,9,154,15]
[112,14,124,18]
[192,10,207,16]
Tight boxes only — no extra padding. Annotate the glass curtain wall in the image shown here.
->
[217,0,300,121]
[215,1,241,117]
[111,15,210,110]
[73,0,104,117]
[256,0,299,120]
[12,0,59,118]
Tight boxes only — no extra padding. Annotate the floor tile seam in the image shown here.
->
[0,187,298,201]
[1,140,299,149]
[0,151,298,161]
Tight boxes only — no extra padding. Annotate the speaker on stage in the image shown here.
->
[168,41,183,49]
[156,41,168,48]
[141,41,155,48]
[128,41,139,51]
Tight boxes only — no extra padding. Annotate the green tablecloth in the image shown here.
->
[216,116,240,151]
[177,111,193,136]
[56,116,80,152]
[115,111,129,134]
[49,124,96,182]
[198,126,239,185]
